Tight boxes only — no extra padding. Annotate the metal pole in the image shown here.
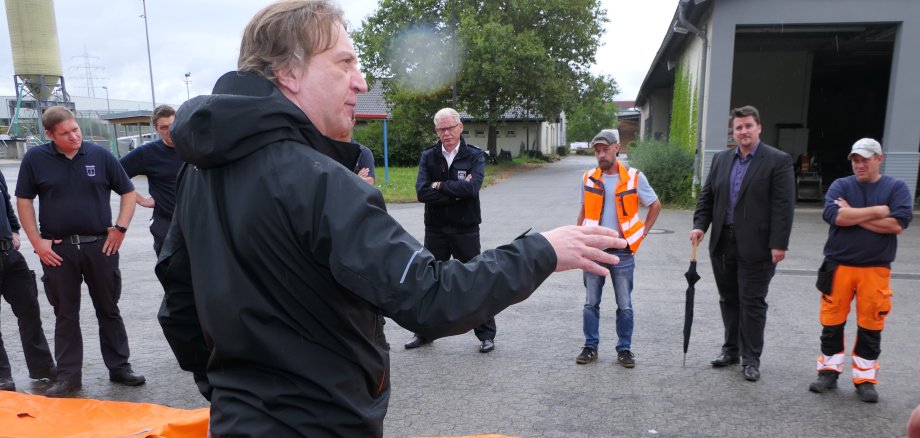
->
[383,119,390,184]
[184,72,191,100]
[102,86,111,112]
[142,0,156,109]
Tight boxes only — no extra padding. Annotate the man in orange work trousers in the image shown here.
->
[809,138,913,403]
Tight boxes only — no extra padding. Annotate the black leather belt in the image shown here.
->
[0,239,12,251]
[46,234,108,245]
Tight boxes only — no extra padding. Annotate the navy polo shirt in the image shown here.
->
[120,139,182,220]
[0,172,20,240]
[16,141,134,237]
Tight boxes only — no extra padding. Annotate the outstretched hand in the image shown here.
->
[541,225,625,276]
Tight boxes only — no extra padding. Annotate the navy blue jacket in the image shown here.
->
[415,138,485,231]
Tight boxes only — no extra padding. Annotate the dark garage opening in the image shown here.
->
[732,23,896,198]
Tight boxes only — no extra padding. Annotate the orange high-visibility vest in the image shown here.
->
[582,163,646,253]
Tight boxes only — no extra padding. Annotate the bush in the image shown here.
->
[556,146,569,156]
[627,140,694,208]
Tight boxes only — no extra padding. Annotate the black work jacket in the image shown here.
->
[156,71,556,437]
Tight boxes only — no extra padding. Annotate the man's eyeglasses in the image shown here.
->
[435,124,460,134]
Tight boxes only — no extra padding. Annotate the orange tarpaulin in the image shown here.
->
[0,391,209,437]
[0,391,517,437]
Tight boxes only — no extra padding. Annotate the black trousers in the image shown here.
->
[711,228,775,368]
[419,228,496,341]
[150,214,171,257]
[0,248,55,378]
[41,240,131,382]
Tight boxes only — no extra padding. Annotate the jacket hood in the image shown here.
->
[171,71,359,170]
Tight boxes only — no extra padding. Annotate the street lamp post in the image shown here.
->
[141,0,156,109]
[101,86,111,113]
[184,72,191,100]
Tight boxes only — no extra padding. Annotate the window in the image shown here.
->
[506,130,516,137]
[475,129,485,137]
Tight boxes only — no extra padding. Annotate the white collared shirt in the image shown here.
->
[441,144,459,168]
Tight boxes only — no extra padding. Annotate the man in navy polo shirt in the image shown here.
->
[120,105,183,256]
[15,106,145,398]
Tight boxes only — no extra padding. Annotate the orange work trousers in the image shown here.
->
[820,265,892,330]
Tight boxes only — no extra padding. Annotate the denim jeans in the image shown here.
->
[583,252,635,352]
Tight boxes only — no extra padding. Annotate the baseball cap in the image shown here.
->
[590,129,620,147]
[848,138,883,159]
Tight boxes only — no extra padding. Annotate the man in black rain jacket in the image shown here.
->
[156,1,623,436]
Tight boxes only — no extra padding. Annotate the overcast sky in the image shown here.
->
[0,0,679,107]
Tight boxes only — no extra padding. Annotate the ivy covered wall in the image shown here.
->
[668,61,698,154]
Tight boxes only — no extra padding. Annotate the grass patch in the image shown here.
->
[375,156,551,203]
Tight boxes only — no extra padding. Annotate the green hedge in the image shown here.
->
[628,140,694,208]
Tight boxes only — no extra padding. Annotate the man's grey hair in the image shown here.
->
[433,108,461,125]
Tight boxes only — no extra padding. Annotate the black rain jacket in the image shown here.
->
[155,71,557,437]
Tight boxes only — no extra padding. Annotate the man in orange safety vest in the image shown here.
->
[575,129,661,368]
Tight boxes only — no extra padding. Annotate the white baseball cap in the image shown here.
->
[848,138,883,159]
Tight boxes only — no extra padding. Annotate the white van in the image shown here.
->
[117,133,157,151]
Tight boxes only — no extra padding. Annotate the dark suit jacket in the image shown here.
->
[693,143,795,263]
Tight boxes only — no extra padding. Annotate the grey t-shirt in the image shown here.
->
[579,168,658,234]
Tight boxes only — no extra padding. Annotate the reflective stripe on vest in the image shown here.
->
[581,163,645,253]
[852,354,879,384]
[816,352,845,373]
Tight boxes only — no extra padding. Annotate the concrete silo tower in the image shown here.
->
[5,0,74,134]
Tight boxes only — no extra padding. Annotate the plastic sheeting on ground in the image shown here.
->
[0,391,517,437]
[0,391,209,437]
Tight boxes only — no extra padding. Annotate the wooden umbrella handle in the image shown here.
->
[691,239,699,261]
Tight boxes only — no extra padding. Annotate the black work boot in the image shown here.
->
[808,370,839,393]
[855,382,879,403]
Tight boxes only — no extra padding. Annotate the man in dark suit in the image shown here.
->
[689,105,795,382]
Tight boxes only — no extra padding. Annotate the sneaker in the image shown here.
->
[855,382,879,403]
[575,347,597,364]
[617,350,635,368]
[808,370,839,393]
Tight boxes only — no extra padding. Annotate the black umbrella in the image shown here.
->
[683,240,701,367]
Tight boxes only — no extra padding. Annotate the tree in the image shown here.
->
[353,0,609,157]
[565,74,620,142]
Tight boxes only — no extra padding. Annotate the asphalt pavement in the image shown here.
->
[1,156,918,437]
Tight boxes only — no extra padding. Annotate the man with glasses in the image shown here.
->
[406,107,495,353]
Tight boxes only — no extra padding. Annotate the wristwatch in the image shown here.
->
[113,224,128,233]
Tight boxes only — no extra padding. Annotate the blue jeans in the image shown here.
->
[583,252,635,352]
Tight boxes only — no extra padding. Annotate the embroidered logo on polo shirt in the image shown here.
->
[85,165,96,177]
